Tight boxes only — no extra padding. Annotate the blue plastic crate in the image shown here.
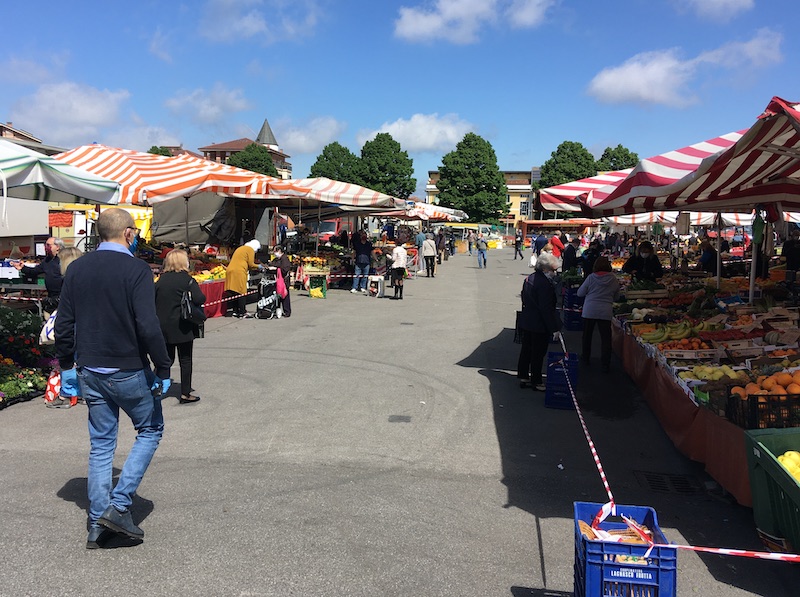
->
[574,501,677,597]
[545,352,578,409]
[563,310,584,331]
[563,287,585,308]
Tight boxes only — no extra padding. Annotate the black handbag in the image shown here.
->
[180,281,207,326]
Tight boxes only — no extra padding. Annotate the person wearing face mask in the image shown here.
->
[517,252,562,392]
[622,241,663,282]
[224,239,261,318]
[13,236,65,313]
[268,245,292,317]
[577,256,619,373]
[54,208,171,548]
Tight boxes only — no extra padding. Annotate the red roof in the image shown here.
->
[198,138,254,151]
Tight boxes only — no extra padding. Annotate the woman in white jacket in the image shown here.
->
[577,256,619,372]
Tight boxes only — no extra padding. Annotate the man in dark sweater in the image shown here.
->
[55,208,172,549]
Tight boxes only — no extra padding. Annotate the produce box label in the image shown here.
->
[662,348,724,360]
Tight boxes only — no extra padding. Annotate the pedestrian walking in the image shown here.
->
[155,249,205,404]
[467,230,476,256]
[514,229,524,260]
[476,234,488,268]
[55,208,172,549]
[391,243,408,299]
[422,233,437,277]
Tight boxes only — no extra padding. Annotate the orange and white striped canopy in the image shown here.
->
[54,145,284,205]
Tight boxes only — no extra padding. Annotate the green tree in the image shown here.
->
[227,143,279,177]
[436,133,507,223]
[309,142,365,185]
[595,144,639,172]
[148,146,172,157]
[360,133,416,199]
[538,141,597,188]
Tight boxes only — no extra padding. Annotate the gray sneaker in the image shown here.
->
[99,506,144,539]
[46,397,72,409]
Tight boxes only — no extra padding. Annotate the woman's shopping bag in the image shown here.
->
[276,269,288,299]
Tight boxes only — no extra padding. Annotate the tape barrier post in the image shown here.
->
[551,332,616,525]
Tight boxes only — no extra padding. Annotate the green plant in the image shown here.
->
[0,366,46,399]
[0,305,51,366]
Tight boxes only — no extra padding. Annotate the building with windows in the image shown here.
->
[198,118,292,179]
[425,168,540,225]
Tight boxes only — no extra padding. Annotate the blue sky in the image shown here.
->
[1,0,796,197]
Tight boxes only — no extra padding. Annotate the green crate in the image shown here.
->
[308,275,327,298]
[744,428,800,551]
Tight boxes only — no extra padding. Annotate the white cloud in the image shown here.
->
[198,0,320,43]
[587,28,783,107]
[677,0,754,22]
[165,83,251,125]
[357,113,475,153]
[104,125,182,152]
[1,57,52,85]
[505,0,554,28]
[394,0,554,44]
[10,82,130,146]
[149,28,173,63]
[277,117,347,155]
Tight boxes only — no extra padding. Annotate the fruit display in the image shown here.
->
[657,338,713,351]
[679,364,749,382]
[191,265,226,283]
[730,370,800,400]
[730,314,756,327]
[777,451,800,483]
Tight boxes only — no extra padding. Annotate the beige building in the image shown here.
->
[426,168,540,225]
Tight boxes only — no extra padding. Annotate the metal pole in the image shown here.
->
[315,202,320,257]
[716,213,722,290]
[184,196,190,246]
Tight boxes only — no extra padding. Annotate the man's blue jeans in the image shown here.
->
[352,263,370,291]
[78,368,163,526]
[477,249,487,268]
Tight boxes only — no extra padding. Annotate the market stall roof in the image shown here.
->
[376,201,468,222]
[54,144,276,205]
[520,218,599,228]
[602,212,756,226]
[583,97,800,216]
[0,138,120,204]
[539,169,632,212]
[267,177,406,214]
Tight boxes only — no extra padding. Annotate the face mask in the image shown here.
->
[129,236,139,255]
[545,271,556,280]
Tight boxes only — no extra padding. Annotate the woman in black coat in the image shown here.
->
[517,252,562,391]
[269,245,292,317]
[155,249,205,404]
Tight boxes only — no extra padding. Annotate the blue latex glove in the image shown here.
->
[151,377,171,397]
[60,368,79,397]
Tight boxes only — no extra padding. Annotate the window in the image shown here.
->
[520,202,530,216]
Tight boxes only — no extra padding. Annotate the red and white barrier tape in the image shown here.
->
[201,288,259,308]
[0,295,43,302]
[554,338,800,563]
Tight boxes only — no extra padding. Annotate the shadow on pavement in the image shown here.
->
[57,470,154,548]
[510,588,571,597]
[459,326,800,596]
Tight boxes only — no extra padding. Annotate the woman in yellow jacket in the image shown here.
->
[225,239,261,318]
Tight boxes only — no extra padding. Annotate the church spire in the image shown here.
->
[256,118,278,148]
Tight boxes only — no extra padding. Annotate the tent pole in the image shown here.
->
[749,226,758,304]
[184,196,190,246]
[315,203,320,257]
[716,213,722,290]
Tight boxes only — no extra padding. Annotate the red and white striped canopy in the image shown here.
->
[272,177,405,211]
[585,97,800,216]
[54,145,277,205]
[539,169,632,212]
[170,154,310,198]
[602,211,755,226]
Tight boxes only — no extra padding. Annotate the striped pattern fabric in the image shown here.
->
[273,178,405,210]
[0,139,120,204]
[602,212,756,226]
[539,169,632,212]
[585,97,800,215]
[407,201,467,222]
[54,145,269,205]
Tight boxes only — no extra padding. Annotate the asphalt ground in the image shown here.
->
[2,247,800,596]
